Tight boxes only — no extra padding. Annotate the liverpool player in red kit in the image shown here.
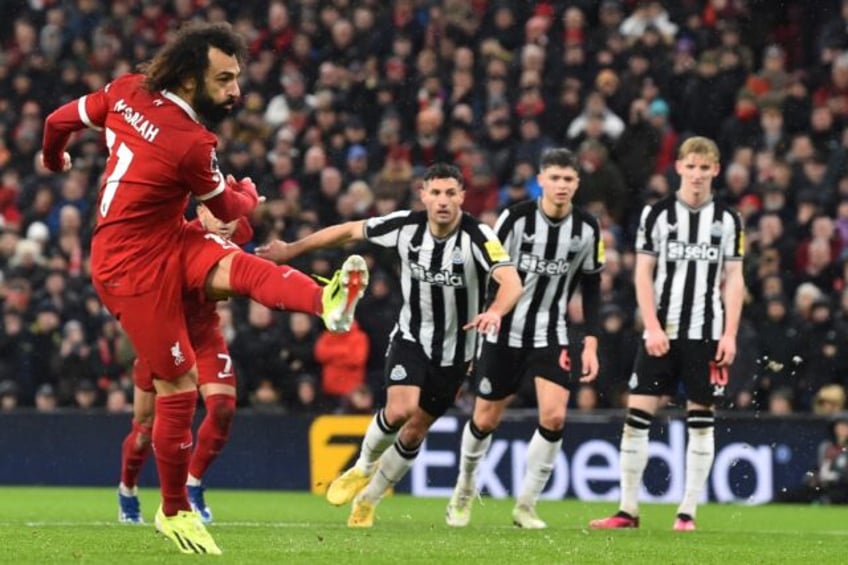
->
[41,24,368,554]
[118,205,250,526]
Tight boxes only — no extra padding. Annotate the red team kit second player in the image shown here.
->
[41,23,368,554]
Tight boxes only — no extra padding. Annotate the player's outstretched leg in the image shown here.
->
[320,254,369,333]
[154,506,222,555]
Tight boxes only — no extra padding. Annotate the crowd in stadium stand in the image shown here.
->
[0,0,847,416]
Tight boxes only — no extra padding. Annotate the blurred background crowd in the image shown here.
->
[1,0,848,420]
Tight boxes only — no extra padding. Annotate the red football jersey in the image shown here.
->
[44,73,226,295]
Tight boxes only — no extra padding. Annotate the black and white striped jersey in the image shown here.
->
[364,210,513,366]
[492,200,604,348]
[636,194,744,340]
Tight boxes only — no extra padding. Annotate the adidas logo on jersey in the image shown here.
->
[667,241,720,262]
[518,252,571,276]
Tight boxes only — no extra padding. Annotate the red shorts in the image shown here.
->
[98,222,239,381]
[133,305,237,392]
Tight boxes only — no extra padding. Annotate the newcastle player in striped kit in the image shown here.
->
[445,148,604,529]
[258,163,523,528]
[590,136,745,532]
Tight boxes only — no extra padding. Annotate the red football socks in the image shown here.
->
[229,253,322,314]
[120,420,152,489]
[152,390,197,516]
[188,394,236,480]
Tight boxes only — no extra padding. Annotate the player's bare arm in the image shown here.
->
[715,260,744,367]
[635,252,669,357]
[580,335,599,382]
[462,264,522,334]
[256,220,367,264]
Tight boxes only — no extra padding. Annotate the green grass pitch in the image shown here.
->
[0,487,843,564]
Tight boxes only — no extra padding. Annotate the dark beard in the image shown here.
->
[194,89,234,126]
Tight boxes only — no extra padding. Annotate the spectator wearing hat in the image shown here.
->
[342,117,368,150]
[72,378,99,409]
[34,383,57,412]
[344,144,371,185]
[0,379,19,411]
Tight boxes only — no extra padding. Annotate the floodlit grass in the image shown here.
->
[0,487,843,564]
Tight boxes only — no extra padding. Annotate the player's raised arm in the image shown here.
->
[257,220,368,264]
[41,89,109,172]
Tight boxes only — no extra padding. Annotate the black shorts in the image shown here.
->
[383,336,470,418]
[630,339,726,406]
[474,341,575,401]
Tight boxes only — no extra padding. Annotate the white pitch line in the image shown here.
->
[3,522,848,536]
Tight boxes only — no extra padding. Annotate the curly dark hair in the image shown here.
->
[139,22,247,93]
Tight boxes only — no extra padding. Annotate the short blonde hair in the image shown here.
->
[678,136,720,163]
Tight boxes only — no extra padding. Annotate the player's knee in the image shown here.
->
[472,401,503,433]
[472,412,500,434]
[383,404,414,427]
[539,412,565,433]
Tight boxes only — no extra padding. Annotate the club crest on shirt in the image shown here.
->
[478,377,492,395]
[389,364,407,381]
[569,235,583,251]
[451,247,464,264]
[171,341,186,366]
[710,221,724,237]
